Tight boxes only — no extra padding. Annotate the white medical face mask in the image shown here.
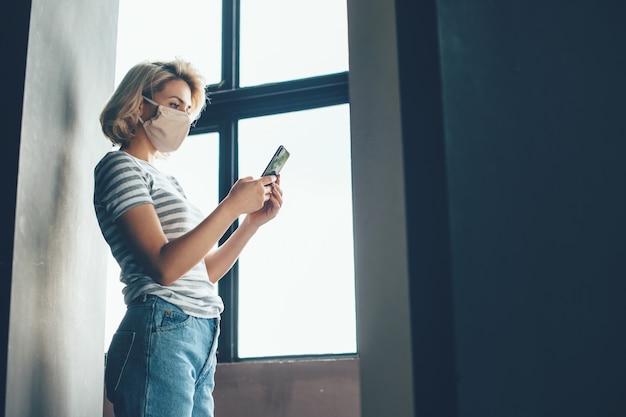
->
[139,96,192,152]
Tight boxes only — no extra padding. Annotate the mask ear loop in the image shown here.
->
[143,96,159,106]
[143,64,164,124]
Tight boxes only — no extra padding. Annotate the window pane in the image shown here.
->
[240,0,349,87]
[237,105,356,358]
[104,133,219,351]
[115,0,222,86]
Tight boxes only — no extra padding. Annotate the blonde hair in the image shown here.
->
[100,58,207,147]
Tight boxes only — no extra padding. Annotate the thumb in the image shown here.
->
[260,175,277,186]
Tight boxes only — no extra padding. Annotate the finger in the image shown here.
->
[271,182,283,197]
[270,188,283,206]
[260,175,277,186]
[272,193,283,208]
[264,196,280,212]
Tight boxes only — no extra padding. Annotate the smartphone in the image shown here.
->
[261,145,290,176]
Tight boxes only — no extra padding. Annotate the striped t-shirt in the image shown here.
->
[93,150,224,318]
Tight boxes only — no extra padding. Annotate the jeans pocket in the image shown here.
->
[155,308,192,332]
[105,331,135,400]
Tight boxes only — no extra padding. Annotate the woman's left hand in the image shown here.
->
[246,175,283,227]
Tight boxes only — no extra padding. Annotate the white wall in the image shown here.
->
[347,0,416,416]
[6,0,117,415]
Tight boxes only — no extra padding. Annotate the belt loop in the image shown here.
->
[142,293,148,302]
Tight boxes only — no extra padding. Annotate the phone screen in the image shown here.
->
[262,145,290,176]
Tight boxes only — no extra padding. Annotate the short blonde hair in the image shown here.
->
[100,58,207,147]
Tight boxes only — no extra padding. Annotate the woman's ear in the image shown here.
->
[138,97,150,121]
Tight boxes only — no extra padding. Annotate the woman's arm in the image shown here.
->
[202,216,259,283]
[115,176,276,286]
[204,179,283,283]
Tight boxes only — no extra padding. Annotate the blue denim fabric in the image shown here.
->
[105,294,220,417]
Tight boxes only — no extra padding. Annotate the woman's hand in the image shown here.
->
[245,175,283,228]
[224,175,276,216]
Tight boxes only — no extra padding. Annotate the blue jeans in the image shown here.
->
[105,294,220,417]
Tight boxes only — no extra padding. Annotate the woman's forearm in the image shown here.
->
[204,216,259,283]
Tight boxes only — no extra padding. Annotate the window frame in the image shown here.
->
[190,0,351,363]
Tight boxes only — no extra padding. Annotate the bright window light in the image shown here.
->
[240,0,349,86]
[114,0,222,85]
[237,105,356,357]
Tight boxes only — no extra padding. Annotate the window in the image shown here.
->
[239,0,350,86]
[115,0,222,85]
[105,0,355,361]
[236,106,355,358]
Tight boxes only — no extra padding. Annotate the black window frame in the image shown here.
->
[190,0,351,363]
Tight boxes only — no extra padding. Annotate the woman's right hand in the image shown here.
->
[224,175,277,215]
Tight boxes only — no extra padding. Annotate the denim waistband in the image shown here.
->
[127,293,221,320]
[128,293,159,307]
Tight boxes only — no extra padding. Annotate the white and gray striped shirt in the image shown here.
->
[93,150,224,318]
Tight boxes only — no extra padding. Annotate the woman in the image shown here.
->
[94,59,283,417]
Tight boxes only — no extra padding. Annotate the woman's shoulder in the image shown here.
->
[96,149,130,164]
[94,150,138,173]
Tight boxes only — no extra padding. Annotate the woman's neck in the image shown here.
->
[122,131,157,163]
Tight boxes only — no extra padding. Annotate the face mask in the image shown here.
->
[139,96,192,152]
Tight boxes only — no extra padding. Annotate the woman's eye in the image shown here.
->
[169,102,180,109]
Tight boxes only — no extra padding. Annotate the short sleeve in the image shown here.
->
[94,152,154,221]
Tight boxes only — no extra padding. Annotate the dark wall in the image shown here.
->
[361,0,626,415]
[396,0,458,415]
[436,1,626,416]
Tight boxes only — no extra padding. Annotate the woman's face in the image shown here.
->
[142,78,192,119]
